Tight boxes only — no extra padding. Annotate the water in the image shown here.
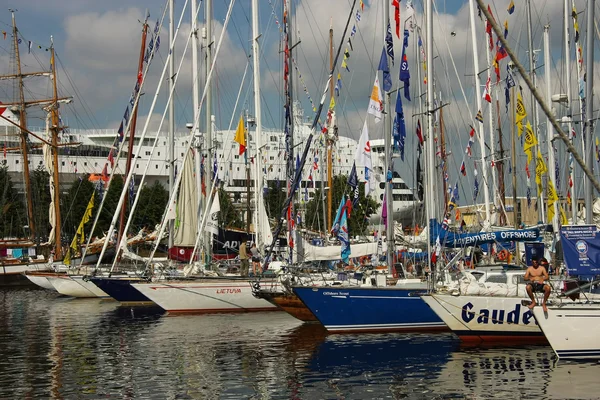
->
[2,288,600,399]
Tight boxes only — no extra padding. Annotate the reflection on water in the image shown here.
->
[1,288,600,399]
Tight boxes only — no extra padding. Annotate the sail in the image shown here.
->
[172,148,198,246]
[257,188,273,253]
[42,113,56,244]
[300,237,385,262]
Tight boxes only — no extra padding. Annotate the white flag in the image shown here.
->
[206,191,221,235]
[367,76,383,123]
[355,120,374,196]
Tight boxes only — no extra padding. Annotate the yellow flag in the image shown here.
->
[535,149,547,193]
[329,95,336,110]
[234,115,246,155]
[515,92,527,136]
[523,122,537,164]
[546,180,558,223]
[64,192,95,265]
[559,205,568,226]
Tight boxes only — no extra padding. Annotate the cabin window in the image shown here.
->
[380,194,384,201]
[146,151,151,156]
[237,167,240,171]
[136,164,139,168]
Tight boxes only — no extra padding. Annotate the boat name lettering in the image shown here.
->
[216,288,242,294]
[453,230,538,246]
[461,302,535,325]
[322,291,349,296]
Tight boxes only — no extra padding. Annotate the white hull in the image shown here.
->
[533,304,600,359]
[0,262,51,275]
[24,273,57,291]
[132,279,280,313]
[421,294,543,342]
[47,275,110,298]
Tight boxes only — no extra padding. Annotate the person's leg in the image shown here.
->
[526,284,536,308]
[542,284,551,312]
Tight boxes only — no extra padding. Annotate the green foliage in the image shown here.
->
[30,164,51,241]
[0,165,27,238]
[264,180,287,220]
[218,186,243,229]
[61,175,96,240]
[93,175,124,235]
[305,174,379,236]
[131,180,169,231]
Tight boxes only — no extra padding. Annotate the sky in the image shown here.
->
[0,0,599,209]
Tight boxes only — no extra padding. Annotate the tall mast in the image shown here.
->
[511,83,517,228]
[251,0,263,248]
[285,0,295,257]
[484,23,497,220]
[168,0,175,249]
[205,0,213,260]
[49,40,62,259]
[564,0,576,222]
[425,0,435,270]
[327,22,334,231]
[118,19,148,258]
[383,0,394,271]
[192,0,202,234]
[544,25,558,231]
[468,0,491,225]
[439,105,448,207]
[584,0,594,223]
[496,93,506,226]
[10,11,35,239]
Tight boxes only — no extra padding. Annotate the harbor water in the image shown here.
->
[1,288,600,399]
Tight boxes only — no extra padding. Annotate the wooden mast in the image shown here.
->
[117,20,149,259]
[326,23,334,231]
[10,11,35,240]
[49,41,62,259]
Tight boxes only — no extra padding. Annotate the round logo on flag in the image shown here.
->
[576,240,588,255]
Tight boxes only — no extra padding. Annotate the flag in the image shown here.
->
[234,115,246,155]
[206,190,221,235]
[523,122,537,164]
[546,180,558,223]
[108,148,115,168]
[505,85,510,113]
[63,192,95,265]
[355,120,373,195]
[416,154,424,201]
[335,73,342,96]
[504,20,509,39]
[385,22,394,64]
[313,156,318,170]
[339,205,350,264]
[367,76,383,122]
[483,76,492,103]
[516,91,527,135]
[329,96,336,110]
[348,162,359,206]
[359,0,364,11]
[356,9,361,22]
[415,119,424,146]
[382,195,388,227]
[460,161,466,176]
[507,0,515,14]
[418,35,427,84]
[475,109,483,123]
[535,149,547,193]
[101,163,108,181]
[399,29,411,100]
[473,166,479,199]
[392,0,400,38]
[117,122,124,142]
[378,47,392,92]
[394,92,407,161]
[331,195,346,236]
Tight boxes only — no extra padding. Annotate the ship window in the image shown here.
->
[235,155,239,159]
[237,167,240,171]
[61,161,64,166]
[270,136,277,142]
[379,182,385,189]
[155,165,158,169]
[181,153,184,157]
[39,161,42,165]
[158,152,160,156]
[15,159,18,164]
[84,162,87,166]
[95,162,98,167]
[145,151,151,156]
[270,156,274,160]
[380,194,384,201]
[485,274,508,284]
[137,164,139,168]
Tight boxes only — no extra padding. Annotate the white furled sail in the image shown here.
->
[257,191,272,253]
[173,149,198,246]
[300,238,385,262]
[42,113,56,244]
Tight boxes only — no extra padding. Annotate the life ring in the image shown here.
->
[496,250,509,262]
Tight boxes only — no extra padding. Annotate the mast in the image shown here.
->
[251,0,263,248]
[484,23,497,221]
[246,110,251,233]
[544,25,558,231]
[327,22,334,231]
[439,105,448,207]
[205,0,213,260]
[168,0,175,250]
[564,0,576,222]
[118,19,148,259]
[468,0,491,225]
[383,0,394,271]
[584,0,594,223]
[10,11,35,239]
[425,0,435,270]
[496,94,506,226]
[285,0,295,258]
[192,0,202,236]
[49,41,62,259]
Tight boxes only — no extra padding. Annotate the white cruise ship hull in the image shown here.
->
[533,304,600,359]
[47,275,110,298]
[131,278,280,314]
[421,294,544,343]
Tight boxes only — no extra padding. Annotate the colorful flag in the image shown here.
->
[508,0,515,15]
[483,76,492,103]
[535,149,547,193]
[63,192,95,265]
[331,195,346,236]
[385,22,394,64]
[523,122,537,164]
[206,190,221,235]
[394,92,406,160]
[367,76,383,122]
[355,120,373,195]
[234,115,246,155]
[348,162,359,206]
[504,20,509,39]
[378,47,392,92]
[473,166,479,199]
[475,109,483,123]
[416,119,424,146]
[399,29,411,100]
[546,180,558,223]
[515,91,527,135]
[460,161,466,176]
[392,0,400,37]
[339,204,350,264]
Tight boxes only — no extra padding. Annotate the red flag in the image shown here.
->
[101,163,109,181]
[392,0,400,38]
[108,148,115,168]
[416,119,424,145]
[0,101,6,116]
[483,76,492,103]
[460,161,466,176]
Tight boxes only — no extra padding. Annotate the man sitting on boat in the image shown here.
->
[524,258,551,312]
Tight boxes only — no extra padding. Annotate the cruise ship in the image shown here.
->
[0,105,420,227]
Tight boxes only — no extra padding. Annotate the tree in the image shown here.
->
[218,186,243,229]
[30,164,51,241]
[0,165,27,238]
[93,175,124,236]
[305,174,379,236]
[264,180,287,220]
[61,175,96,242]
[131,180,169,231]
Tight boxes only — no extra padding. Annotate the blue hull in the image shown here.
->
[90,277,152,304]
[292,286,447,333]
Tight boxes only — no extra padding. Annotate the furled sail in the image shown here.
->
[172,148,198,246]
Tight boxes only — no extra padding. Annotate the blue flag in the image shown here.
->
[331,195,346,236]
[339,206,350,264]
[385,21,394,65]
[399,29,411,101]
[393,92,406,161]
[347,162,359,206]
[378,46,392,92]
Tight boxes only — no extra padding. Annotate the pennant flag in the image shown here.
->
[496,44,508,62]
[234,115,246,155]
[392,0,400,38]
[504,20,509,39]
[108,148,115,168]
[331,195,346,236]
[596,136,600,162]
[515,91,527,135]
[206,191,221,235]
[523,122,537,164]
[339,204,350,264]
[483,76,492,103]
[385,22,395,64]
[367,76,383,122]
[535,149,547,193]
[415,119,424,146]
[508,0,515,15]
[355,9,361,22]
[344,48,350,59]
[313,156,318,170]
[355,120,373,195]
[117,122,124,142]
[466,126,475,156]
[359,0,364,11]
[418,35,427,85]
[460,161,466,176]
[505,86,510,113]
[341,59,350,72]
[546,180,558,223]
[378,47,392,92]
[329,96,336,110]
[394,92,407,161]
[348,162,359,206]
[351,25,357,37]
[101,163,109,181]
[475,109,483,123]
[399,29,411,100]
[347,37,353,51]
